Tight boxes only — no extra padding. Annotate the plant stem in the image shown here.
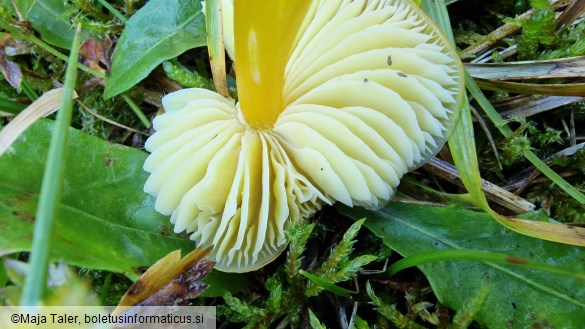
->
[122,94,151,128]
[97,0,128,23]
[21,80,39,101]
[20,25,81,306]
[100,272,113,303]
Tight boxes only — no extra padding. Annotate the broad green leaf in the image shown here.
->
[339,203,585,329]
[0,119,246,295]
[104,0,207,99]
[16,0,88,49]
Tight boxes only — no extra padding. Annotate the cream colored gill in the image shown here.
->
[235,0,313,130]
[146,89,327,271]
[143,0,464,272]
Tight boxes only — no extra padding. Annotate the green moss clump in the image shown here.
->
[516,0,557,59]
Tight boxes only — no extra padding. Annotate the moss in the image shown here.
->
[66,0,124,37]
[516,1,557,59]
[74,83,150,144]
[515,0,585,60]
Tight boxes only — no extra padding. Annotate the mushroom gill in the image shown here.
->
[143,0,464,272]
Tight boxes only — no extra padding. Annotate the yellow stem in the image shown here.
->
[235,0,312,130]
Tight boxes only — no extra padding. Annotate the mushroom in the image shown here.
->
[143,0,464,272]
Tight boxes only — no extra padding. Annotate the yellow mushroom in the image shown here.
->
[144,0,464,272]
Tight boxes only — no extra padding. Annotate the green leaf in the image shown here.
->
[308,308,327,329]
[0,119,246,295]
[103,0,207,99]
[0,260,7,288]
[16,0,88,49]
[299,270,353,297]
[339,203,585,329]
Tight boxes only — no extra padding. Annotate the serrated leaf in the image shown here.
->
[104,0,207,99]
[0,119,247,295]
[339,203,585,329]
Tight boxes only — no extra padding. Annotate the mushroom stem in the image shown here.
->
[235,0,312,130]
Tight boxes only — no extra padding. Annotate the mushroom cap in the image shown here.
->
[144,0,464,272]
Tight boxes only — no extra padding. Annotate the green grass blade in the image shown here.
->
[20,25,82,306]
[96,0,128,23]
[21,80,39,101]
[465,74,585,204]
[421,0,455,44]
[388,249,585,281]
[122,94,151,128]
[299,270,353,297]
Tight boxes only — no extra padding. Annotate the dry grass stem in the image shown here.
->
[425,157,536,214]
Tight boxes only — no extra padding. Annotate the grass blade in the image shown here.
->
[299,270,353,297]
[121,94,151,128]
[465,73,585,204]
[388,249,585,281]
[20,25,81,305]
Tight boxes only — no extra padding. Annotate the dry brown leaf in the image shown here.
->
[0,35,22,91]
[0,54,22,91]
[79,38,113,72]
[115,247,214,310]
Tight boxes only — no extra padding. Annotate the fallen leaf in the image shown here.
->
[0,50,22,91]
[80,38,113,71]
[115,247,214,309]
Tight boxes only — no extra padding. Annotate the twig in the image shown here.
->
[470,105,502,171]
[76,99,150,136]
[122,94,152,128]
[556,0,585,28]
